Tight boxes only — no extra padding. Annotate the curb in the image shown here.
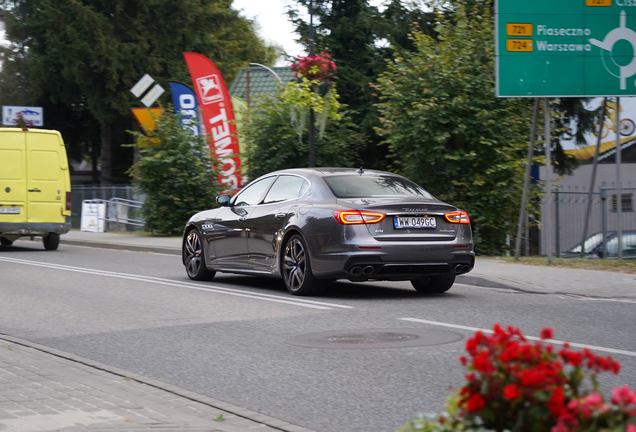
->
[60,239,181,256]
[0,334,317,432]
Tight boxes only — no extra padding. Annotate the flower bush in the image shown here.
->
[291,52,337,83]
[284,52,341,138]
[400,324,636,432]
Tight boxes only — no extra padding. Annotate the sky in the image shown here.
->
[232,0,306,65]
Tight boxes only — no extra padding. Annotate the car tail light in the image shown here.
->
[66,192,71,212]
[444,210,470,224]
[334,210,385,225]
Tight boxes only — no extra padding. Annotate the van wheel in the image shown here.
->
[43,233,60,251]
[0,238,13,246]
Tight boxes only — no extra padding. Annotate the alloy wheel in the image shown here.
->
[283,237,306,291]
[185,231,203,278]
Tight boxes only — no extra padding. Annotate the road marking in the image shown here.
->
[399,318,636,358]
[0,257,352,311]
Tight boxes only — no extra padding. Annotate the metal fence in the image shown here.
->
[70,185,145,231]
[538,186,636,256]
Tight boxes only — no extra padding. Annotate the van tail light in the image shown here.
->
[334,210,385,225]
[444,210,470,224]
[66,192,71,212]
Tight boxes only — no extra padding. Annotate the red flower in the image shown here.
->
[465,393,486,412]
[473,351,495,375]
[547,387,566,416]
[503,384,521,401]
[540,328,553,340]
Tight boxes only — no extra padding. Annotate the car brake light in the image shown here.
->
[334,210,385,225]
[66,192,71,212]
[444,210,470,224]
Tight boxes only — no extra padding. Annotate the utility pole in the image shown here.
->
[308,0,316,167]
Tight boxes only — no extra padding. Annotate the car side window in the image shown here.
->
[232,177,276,207]
[263,176,308,204]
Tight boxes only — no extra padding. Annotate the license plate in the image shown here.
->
[0,207,20,214]
[394,216,436,229]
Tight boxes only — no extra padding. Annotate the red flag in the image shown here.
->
[183,52,242,190]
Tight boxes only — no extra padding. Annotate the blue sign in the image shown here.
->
[169,81,200,136]
[2,106,44,127]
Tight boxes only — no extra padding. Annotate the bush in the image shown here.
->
[400,324,636,432]
[129,109,224,234]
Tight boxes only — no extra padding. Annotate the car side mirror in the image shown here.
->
[216,195,231,207]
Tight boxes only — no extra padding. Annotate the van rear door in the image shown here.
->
[26,130,67,224]
[0,129,27,223]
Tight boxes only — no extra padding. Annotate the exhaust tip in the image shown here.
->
[462,265,470,273]
[362,265,375,275]
[350,266,363,276]
[454,264,463,274]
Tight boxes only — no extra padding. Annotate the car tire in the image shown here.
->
[184,229,215,281]
[43,233,60,251]
[410,274,456,294]
[282,234,322,296]
[0,238,13,246]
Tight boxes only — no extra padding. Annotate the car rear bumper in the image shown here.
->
[0,221,71,238]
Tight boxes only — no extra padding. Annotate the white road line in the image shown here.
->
[399,318,636,358]
[0,257,353,310]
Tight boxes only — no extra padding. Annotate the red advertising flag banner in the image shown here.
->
[183,52,241,190]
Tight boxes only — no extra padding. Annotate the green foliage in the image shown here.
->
[128,109,223,235]
[242,91,362,181]
[375,1,535,254]
[0,0,278,183]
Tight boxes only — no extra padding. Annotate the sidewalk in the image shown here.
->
[0,335,314,432]
[57,230,636,299]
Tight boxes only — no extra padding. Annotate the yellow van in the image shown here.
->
[0,128,71,250]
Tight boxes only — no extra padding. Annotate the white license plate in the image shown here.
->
[0,207,20,214]
[394,216,436,229]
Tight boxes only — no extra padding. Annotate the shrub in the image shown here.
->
[400,324,636,432]
[129,109,224,235]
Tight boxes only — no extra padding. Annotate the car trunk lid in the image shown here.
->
[336,199,459,241]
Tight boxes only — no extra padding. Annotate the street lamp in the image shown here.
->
[308,0,316,167]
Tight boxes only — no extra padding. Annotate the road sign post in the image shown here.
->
[497,0,635,259]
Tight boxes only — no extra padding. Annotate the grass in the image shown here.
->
[491,256,636,274]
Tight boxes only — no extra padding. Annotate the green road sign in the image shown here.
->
[496,0,636,97]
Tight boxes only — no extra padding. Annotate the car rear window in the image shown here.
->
[323,175,433,199]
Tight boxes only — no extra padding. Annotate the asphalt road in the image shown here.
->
[1,241,635,432]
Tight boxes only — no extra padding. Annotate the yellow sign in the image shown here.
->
[506,23,533,36]
[586,0,611,6]
[131,108,164,132]
[507,39,534,52]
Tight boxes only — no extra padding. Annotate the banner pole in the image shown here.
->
[544,98,552,264]
[616,97,623,260]
[515,99,540,261]
[580,98,607,259]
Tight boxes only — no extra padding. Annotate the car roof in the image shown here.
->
[266,167,402,178]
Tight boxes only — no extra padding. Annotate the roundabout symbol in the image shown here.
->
[590,11,636,90]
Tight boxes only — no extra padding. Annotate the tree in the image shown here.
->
[242,90,363,181]
[375,1,536,254]
[0,0,278,184]
[128,108,223,235]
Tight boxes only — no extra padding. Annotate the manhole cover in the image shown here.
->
[324,332,418,344]
[287,328,462,350]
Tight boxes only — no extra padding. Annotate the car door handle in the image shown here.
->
[275,213,286,220]
[28,189,41,192]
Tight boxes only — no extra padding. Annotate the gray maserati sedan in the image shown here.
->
[182,168,474,296]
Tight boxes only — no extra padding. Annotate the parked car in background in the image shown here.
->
[181,168,474,296]
[562,230,636,259]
